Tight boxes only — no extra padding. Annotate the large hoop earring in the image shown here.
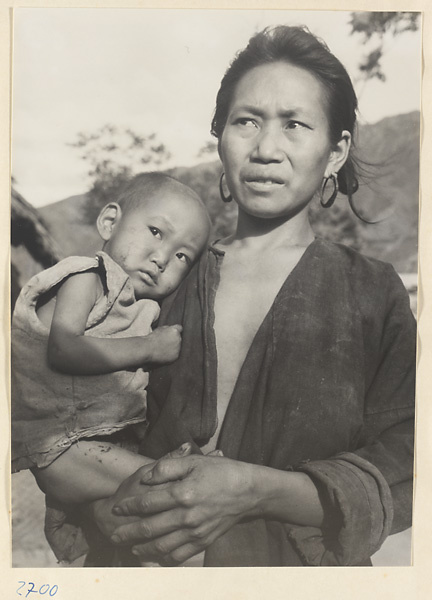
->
[320,173,339,208]
[219,173,232,203]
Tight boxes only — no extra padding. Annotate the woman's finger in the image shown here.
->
[160,542,205,566]
[113,487,178,517]
[161,519,235,566]
[110,507,186,545]
[131,530,192,561]
[162,442,192,460]
[134,517,222,565]
[130,525,209,562]
[206,449,223,457]
[139,455,195,486]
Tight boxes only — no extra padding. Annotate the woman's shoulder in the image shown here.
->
[312,238,410,306]
[315,238,399,280]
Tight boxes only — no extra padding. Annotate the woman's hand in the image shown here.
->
[109,454,257,565]
[90,443,195,540]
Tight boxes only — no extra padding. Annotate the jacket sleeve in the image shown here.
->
[288,266,416,566]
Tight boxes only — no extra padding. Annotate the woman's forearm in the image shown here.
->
[33,440,153,505]
[248,464,324,528]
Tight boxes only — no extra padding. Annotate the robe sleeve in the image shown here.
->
[288,266,416,566]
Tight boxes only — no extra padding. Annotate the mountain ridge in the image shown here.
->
[38,110,420,273]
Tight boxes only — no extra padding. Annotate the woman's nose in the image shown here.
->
[251,126,285,163]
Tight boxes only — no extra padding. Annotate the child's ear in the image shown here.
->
[96,203,122,241]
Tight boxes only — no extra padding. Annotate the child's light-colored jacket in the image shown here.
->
[12,251,159,472]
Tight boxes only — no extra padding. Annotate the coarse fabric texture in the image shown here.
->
[139,239,415,567]
[12,251,159,472]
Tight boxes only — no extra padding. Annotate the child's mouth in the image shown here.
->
[140,271,157,285]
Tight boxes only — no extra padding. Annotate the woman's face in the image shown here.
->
[219,61,346,221]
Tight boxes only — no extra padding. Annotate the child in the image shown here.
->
[12,172,211,496]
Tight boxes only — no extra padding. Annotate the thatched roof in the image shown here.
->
[11,188,62,267]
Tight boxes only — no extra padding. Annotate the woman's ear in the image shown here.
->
[96,203,122,242]
[325,131,351,178]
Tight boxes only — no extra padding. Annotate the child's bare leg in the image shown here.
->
[33,440,153,505]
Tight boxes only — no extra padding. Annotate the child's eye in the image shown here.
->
[149,227,162,239]
[176,252,190,265]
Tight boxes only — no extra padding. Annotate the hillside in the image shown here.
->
[353,111,419,271]
[39,111,420,273]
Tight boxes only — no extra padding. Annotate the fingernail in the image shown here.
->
[132,548,139,556]
[141,471,152,483]
[180,443,190,454]
[112,506,121,515]
[111,534,121,544]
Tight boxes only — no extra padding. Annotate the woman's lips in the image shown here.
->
[244,177,285,192]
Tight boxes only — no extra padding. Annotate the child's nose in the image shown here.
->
[151,251,168,272]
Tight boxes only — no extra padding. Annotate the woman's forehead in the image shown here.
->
[230,61,329,117]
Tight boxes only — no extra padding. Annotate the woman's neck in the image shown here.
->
[223,207,315,253]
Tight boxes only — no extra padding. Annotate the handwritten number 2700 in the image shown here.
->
[16,582,58,597]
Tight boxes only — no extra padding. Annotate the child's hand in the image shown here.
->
[145,325,183,365]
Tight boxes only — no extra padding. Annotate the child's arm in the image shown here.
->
[48,271,182,375]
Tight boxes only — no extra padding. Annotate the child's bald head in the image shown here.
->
[117,172,209,222]
[96,173,211,300]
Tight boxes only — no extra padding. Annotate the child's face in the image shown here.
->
[100,188,210,300]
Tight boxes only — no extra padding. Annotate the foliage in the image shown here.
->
[197,140,219,160]
[69,124,171,222]
[349,12,420,82]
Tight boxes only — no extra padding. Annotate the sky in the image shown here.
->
[11,8,422,208]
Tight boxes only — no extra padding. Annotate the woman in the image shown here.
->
[38,25,415,567]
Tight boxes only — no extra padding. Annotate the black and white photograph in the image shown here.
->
[8,4,423,583]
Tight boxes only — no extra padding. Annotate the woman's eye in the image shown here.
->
[176,252,190,264]
[285,120,308,130]
[149,227,162,239]
[235,117,257,128]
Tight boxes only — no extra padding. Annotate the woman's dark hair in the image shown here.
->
[211,25,360,203]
